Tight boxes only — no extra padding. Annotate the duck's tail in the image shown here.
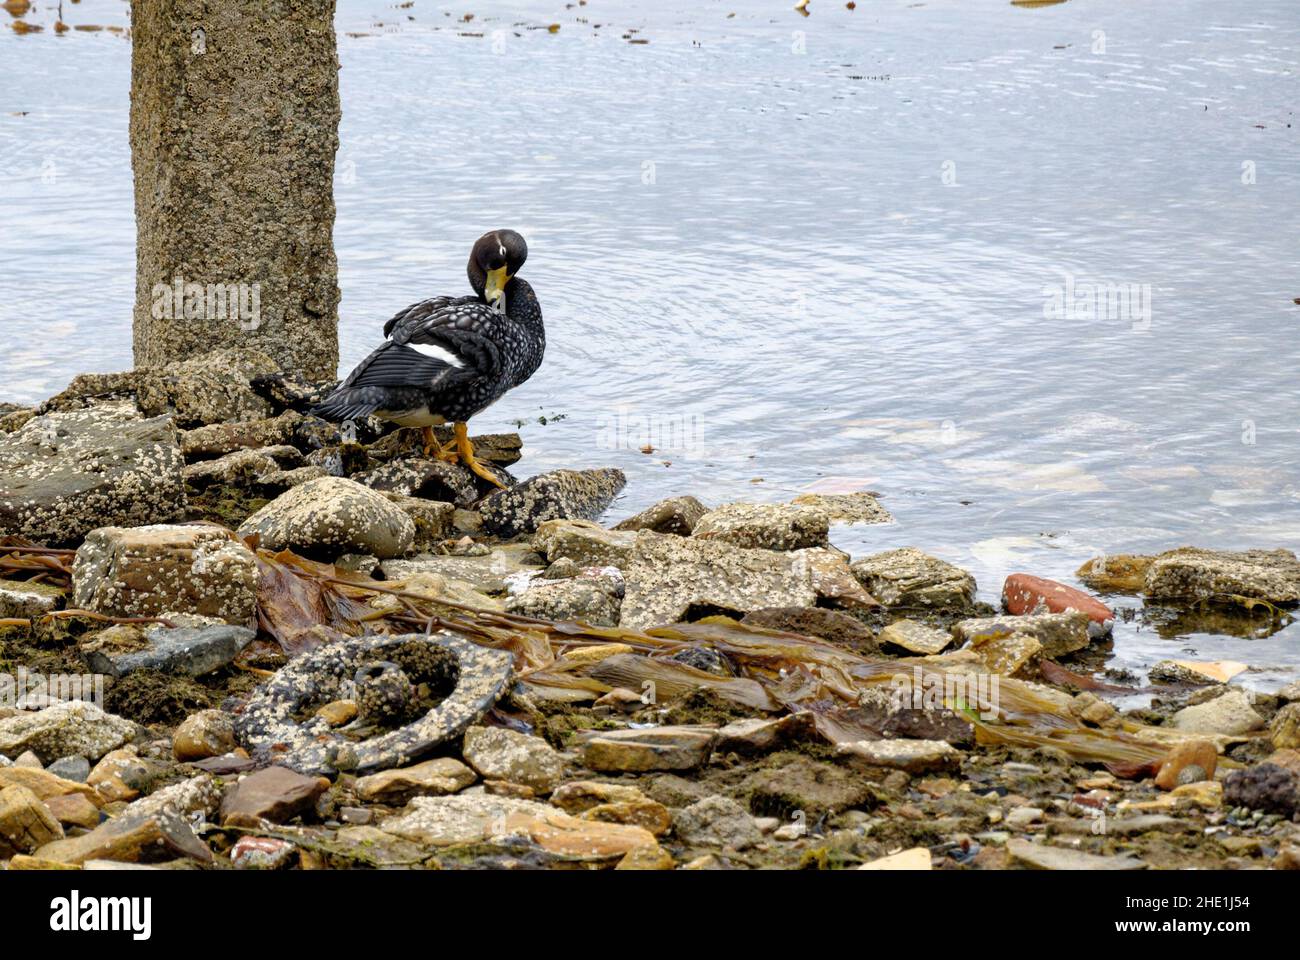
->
[310,388,381,424]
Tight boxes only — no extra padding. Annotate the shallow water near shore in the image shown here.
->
[1,0,1297,685]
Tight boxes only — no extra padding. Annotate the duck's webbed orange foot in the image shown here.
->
[422,426,460,463]
[454,421,507,490]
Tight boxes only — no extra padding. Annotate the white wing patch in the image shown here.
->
[407,341,465,368]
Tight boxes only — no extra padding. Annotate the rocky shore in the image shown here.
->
[1,348,1299,870]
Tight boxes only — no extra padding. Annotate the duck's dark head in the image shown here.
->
[468,229,528,313]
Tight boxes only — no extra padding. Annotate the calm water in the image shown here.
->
[1,0,1298,685]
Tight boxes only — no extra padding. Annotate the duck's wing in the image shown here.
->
[312,298,503,422]
[384,296,506,383]
[381,296,457,339]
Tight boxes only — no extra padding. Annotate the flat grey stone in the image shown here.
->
[83,625,256,679]
[1006,837,1146,870]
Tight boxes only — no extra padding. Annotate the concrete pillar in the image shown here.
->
[130,0,340,380]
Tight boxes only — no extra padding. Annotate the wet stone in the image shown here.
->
[953,611,1090,661]
[36,371,139,415]
[0,767,101,803]
[969,630,1042,677]
[505,572,623,626]
[1170,689,1264,736]
[42,792,101,830]
[0,784,64,855]
[354,757,477,804]
[577,725,717,773]
[1149,659,1248,685]
[461,726,566,793]
[179,411,303,459]
[878,619,953,656]
[612,495,709,536]
[1006,838,1145,871]
[237,475,415,559]
[231,835,296,870]
[220,766,330,827]
[1154,740,1219,791]
[620,531,817,631]
[1144,547,1300,605]
[550,781,653,815]
[1076,554,1153,593]
[355,458,479,508]
[1271,702,1300,750]
[0,578,64,620]
[36,806,211,866]
[182,449,278,487]
[378,793,657,862]
[381,494,456,550]
[86,748,154,802]
[835,739,963,774]
[714,713,816,756]
[850,547,976,610]
[0,701,135,765]
[672,795,762,851]
[1002,573,1114,635]
[795,546,881,611]
[790,491,892,525]
[82,624,256,679]
[45,756,91,783]
[380,543,544,595]
[692,502,829,551]
[136,347,280,428]
[72,524,258,628]
[532,518,636,568]
[858,847,931,870]
[0,403,186,545]
[172,709,237,762]
[479,468,627,539]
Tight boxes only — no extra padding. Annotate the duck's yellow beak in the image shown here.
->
[484,266,510,313]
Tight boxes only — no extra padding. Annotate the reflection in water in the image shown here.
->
[0,0,1297,684]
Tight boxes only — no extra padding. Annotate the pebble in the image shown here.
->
[858,847,932,870]
[44,756,90,782]
[173,709,237,762]
[578,726,717,773]
[315,700,359,727]
[1001,573,1113,635]
[1171,690,1264,736]
[0,784,64,853]
[1005,806,1044,829]
[0,701,135,765]
[835,739,963,774]
[220,766,330,827]
[87,748,153,803]
[1006,838,1145,870]
[462,726,566,793]
[672,795,763,851]
[354,758,477,804]
[231,836,296,870]
[877,619,953,656]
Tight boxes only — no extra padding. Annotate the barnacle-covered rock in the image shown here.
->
[237,475,414,558]
[0,402,185,545]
